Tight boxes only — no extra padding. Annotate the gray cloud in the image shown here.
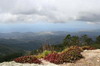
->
[0,0,100,23]
[76,12,100,22]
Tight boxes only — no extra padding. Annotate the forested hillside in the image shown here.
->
[0,31,100,62]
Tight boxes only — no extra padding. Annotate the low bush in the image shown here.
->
[81,46,95,50]
[60,46,83,63]
[44,46,83,64]
[44,52,63,64]
[35,50,52,59]
[14,56,41,64]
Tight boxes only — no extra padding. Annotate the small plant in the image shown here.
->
[61,48,69,53]
[81,46,95,50]
[35,50,52,59]
[14,56,41,64]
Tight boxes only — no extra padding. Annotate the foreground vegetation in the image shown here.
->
[13,46,95,64]
[0,34,100,63]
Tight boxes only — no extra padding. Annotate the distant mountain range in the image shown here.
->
[0,30,100,55]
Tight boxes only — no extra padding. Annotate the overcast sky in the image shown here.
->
[0,0,100,32]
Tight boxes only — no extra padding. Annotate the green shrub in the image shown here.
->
[43,50,52,56]
[44,46,83,64]
[60,46,83,63]
[35,50,52,59]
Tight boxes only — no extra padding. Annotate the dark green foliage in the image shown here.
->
[63,34,72,46]
[90,44,100,49]
[70,36,80,45]
[0,44,23,55]
[63,34,80,46]
[0,55,4,62]
[96,35,100,44]
[63,34,96,48]
[0,53,24,62]
[81,35,93,45]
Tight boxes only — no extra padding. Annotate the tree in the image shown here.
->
[63,34,80,46]
[70,36,80,45]
[63,34,72,46]
[96,35,100,44]
[81,35,93,45]
[85,38,93,44]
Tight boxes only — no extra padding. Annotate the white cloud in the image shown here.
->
[0,0,100,23]
[0,13,17,22]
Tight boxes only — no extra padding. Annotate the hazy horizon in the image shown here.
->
[0,21,100,33]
